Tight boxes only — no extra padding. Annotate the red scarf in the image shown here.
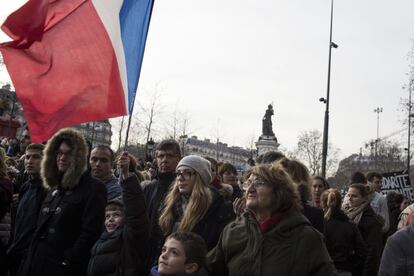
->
[210,177,221,189]
[259,211,286,233]
[314,197,321,208]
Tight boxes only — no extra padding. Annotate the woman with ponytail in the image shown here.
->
[321,189,366,276]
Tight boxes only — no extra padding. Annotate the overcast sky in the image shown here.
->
[1,0,414,160]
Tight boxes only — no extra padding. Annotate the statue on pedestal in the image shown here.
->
[256,103,279,155]
[262,104,275,136]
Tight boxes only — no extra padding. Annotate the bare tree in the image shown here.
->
[163,107,195,140]
[168,108,179,140]
[361,139,405,173]
[179,111,197,138]
[292,129,339,176]
[135,84,165,144]
[109,117,127,151]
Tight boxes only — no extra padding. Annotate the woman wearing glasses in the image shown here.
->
[159,155,234,250]
[206,164,336,276]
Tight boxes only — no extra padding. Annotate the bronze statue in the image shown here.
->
[262,104,275,136]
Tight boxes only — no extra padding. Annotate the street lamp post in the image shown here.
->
[373,107,383,156]
[407,79,414,174]
[321,0,337,178]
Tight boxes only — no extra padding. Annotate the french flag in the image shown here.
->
[0,0,154,142]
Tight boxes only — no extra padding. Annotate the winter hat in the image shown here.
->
[177,155,212,186]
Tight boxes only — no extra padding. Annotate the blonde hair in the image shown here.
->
[0,148,8,179]
[159,174,212,235]
[321,188,342,220]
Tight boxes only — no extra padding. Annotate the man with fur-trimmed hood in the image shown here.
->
[18,128,107,276]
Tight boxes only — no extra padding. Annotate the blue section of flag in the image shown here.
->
[119,0,154,113]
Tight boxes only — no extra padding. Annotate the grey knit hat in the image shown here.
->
[177,155,212,186]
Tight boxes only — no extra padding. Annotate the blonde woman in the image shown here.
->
[159,155,233,250]
[321,189,366,276]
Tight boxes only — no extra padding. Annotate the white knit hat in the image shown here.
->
[177,155,212,186]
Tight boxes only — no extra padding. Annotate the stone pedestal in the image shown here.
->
[0,117,20,138]
[256,135,279,156]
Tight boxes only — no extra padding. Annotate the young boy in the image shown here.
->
[151,232,207,276]
[88,152,150,276]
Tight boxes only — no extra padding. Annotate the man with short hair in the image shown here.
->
[7,143,45,276]
[89,145,121,201]
[367,172,389,233]
[143,139,181,273]
[18,128,106,276]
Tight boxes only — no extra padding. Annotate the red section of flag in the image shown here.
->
[0,0,126,142]
[1,0,49,48]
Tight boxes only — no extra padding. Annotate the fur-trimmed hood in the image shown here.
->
[41,128,88,190]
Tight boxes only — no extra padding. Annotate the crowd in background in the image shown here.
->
[0,128,414,276]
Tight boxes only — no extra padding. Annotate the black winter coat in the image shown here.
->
[303,203,324,233]
[8,176,47,259]
[191,188,234,250]
[87,174,150,276]
[323,208,366,272]
[143,172,176,272]
[0,177,12,223]
[388,207,401,237]
[355,205,383,276]
[18,173,106,276]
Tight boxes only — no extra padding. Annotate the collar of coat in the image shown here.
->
[242,210,311,234]
[41,128,87,190]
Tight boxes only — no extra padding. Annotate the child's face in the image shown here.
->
[158,238,197,275]
[105,208,124,233]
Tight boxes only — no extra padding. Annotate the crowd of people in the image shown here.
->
[0,127,414,276]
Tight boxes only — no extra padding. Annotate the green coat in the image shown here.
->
[206,211,337,276]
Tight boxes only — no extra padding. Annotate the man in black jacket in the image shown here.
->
[143,139,181,273]
[7,143,46,276]
[18,128,106,276]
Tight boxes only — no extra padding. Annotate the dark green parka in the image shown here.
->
[206,211,337,276]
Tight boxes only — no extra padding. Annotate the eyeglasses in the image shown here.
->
[156,153,179,160]
[56,150,72,158]
[243,179,267,189]
[176,170,196,180]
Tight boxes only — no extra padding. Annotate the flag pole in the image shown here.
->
[123,97,136,150]
[119,97,135,181]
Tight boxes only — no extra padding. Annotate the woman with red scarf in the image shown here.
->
[206,164,336,276]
